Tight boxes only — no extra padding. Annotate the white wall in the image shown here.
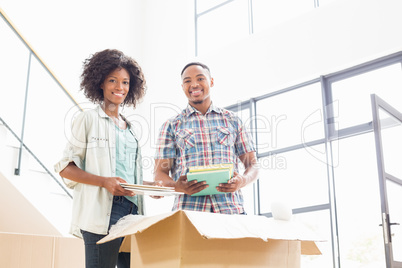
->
[1,0,402,215]
[0,0,148,104]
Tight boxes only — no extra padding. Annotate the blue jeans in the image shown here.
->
[81,196,138,268]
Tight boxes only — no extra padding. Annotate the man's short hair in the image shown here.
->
[181,62,211,76]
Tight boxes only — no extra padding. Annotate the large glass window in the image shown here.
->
[317,0,338,7]
[23,56,78,170]
[255,83,324,154]
[195,0,322,55]
[195,2,402,266]
[0,19,30,135]
[331,64,402,130]
[258,144,329,214]
[386,180,402,262]
[197,0,249,55]
[378,108,402,179]
[196,0,230,13]
[224,54,402,267]
[252,0,315,34]
[333,133,385,267]
[0,12,79,189]
[194,0,339,55]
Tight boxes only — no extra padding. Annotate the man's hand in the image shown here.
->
[216,152,260,193]
[216,171,245,193]
[175,175,209,195]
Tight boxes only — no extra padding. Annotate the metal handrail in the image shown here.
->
[0,8,79,199]
[0,117,72,198]
[0,7,81,107]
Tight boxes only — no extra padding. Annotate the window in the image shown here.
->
[195,1,402,266]
[255,83,323,154]
[195,0,321,55]
[258,145,329,214]
[0,20,30,135]
[331,64,402,130]
[333,133,385,267]
[224,52,402,267]
[252,0,315,34]
[196,0,249,55]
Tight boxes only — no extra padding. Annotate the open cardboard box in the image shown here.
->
[0,232,85,268]
[99,210,323,268]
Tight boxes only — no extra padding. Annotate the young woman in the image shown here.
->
[55,49,155,268]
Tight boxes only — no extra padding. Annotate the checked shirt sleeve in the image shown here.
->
[233,116,256,156]
[154,120,177,159]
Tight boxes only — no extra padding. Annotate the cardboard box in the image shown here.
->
[0,232,85,268]
[99,210,322,268]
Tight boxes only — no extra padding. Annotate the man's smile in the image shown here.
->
[190,89,202,97]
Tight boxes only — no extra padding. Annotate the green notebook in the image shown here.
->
[188,163,234,176]
[186,168,232,196]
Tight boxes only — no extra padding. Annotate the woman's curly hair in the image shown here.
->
[80,49,146,108]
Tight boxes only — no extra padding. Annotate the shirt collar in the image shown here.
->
[184,102,222,117]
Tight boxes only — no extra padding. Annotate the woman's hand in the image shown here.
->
[102,176,135,196]
[59,163,135,196]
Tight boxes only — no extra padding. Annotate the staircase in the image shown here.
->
[0,8,85,267]
[0,120,73,236]
[0,117,85,268]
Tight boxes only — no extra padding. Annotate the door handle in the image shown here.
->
[379,222,400,226]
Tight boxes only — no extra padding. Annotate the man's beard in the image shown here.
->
[192,100,204,105]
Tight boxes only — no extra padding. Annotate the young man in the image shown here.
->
[154,62,259,214]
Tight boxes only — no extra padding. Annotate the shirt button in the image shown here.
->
[107,213,110,216]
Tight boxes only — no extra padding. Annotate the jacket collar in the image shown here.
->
[96,104,109,118]
[96,104,133,129]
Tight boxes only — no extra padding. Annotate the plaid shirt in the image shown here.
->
[155,103,256,214]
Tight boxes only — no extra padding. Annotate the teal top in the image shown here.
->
[115,125,138,205]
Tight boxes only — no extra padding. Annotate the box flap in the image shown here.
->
[183,211,323,241]
[98,211,177,244]
[99,210,324,255]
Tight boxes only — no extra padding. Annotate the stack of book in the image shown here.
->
[186,163,234,196]
[120,183,184,196]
